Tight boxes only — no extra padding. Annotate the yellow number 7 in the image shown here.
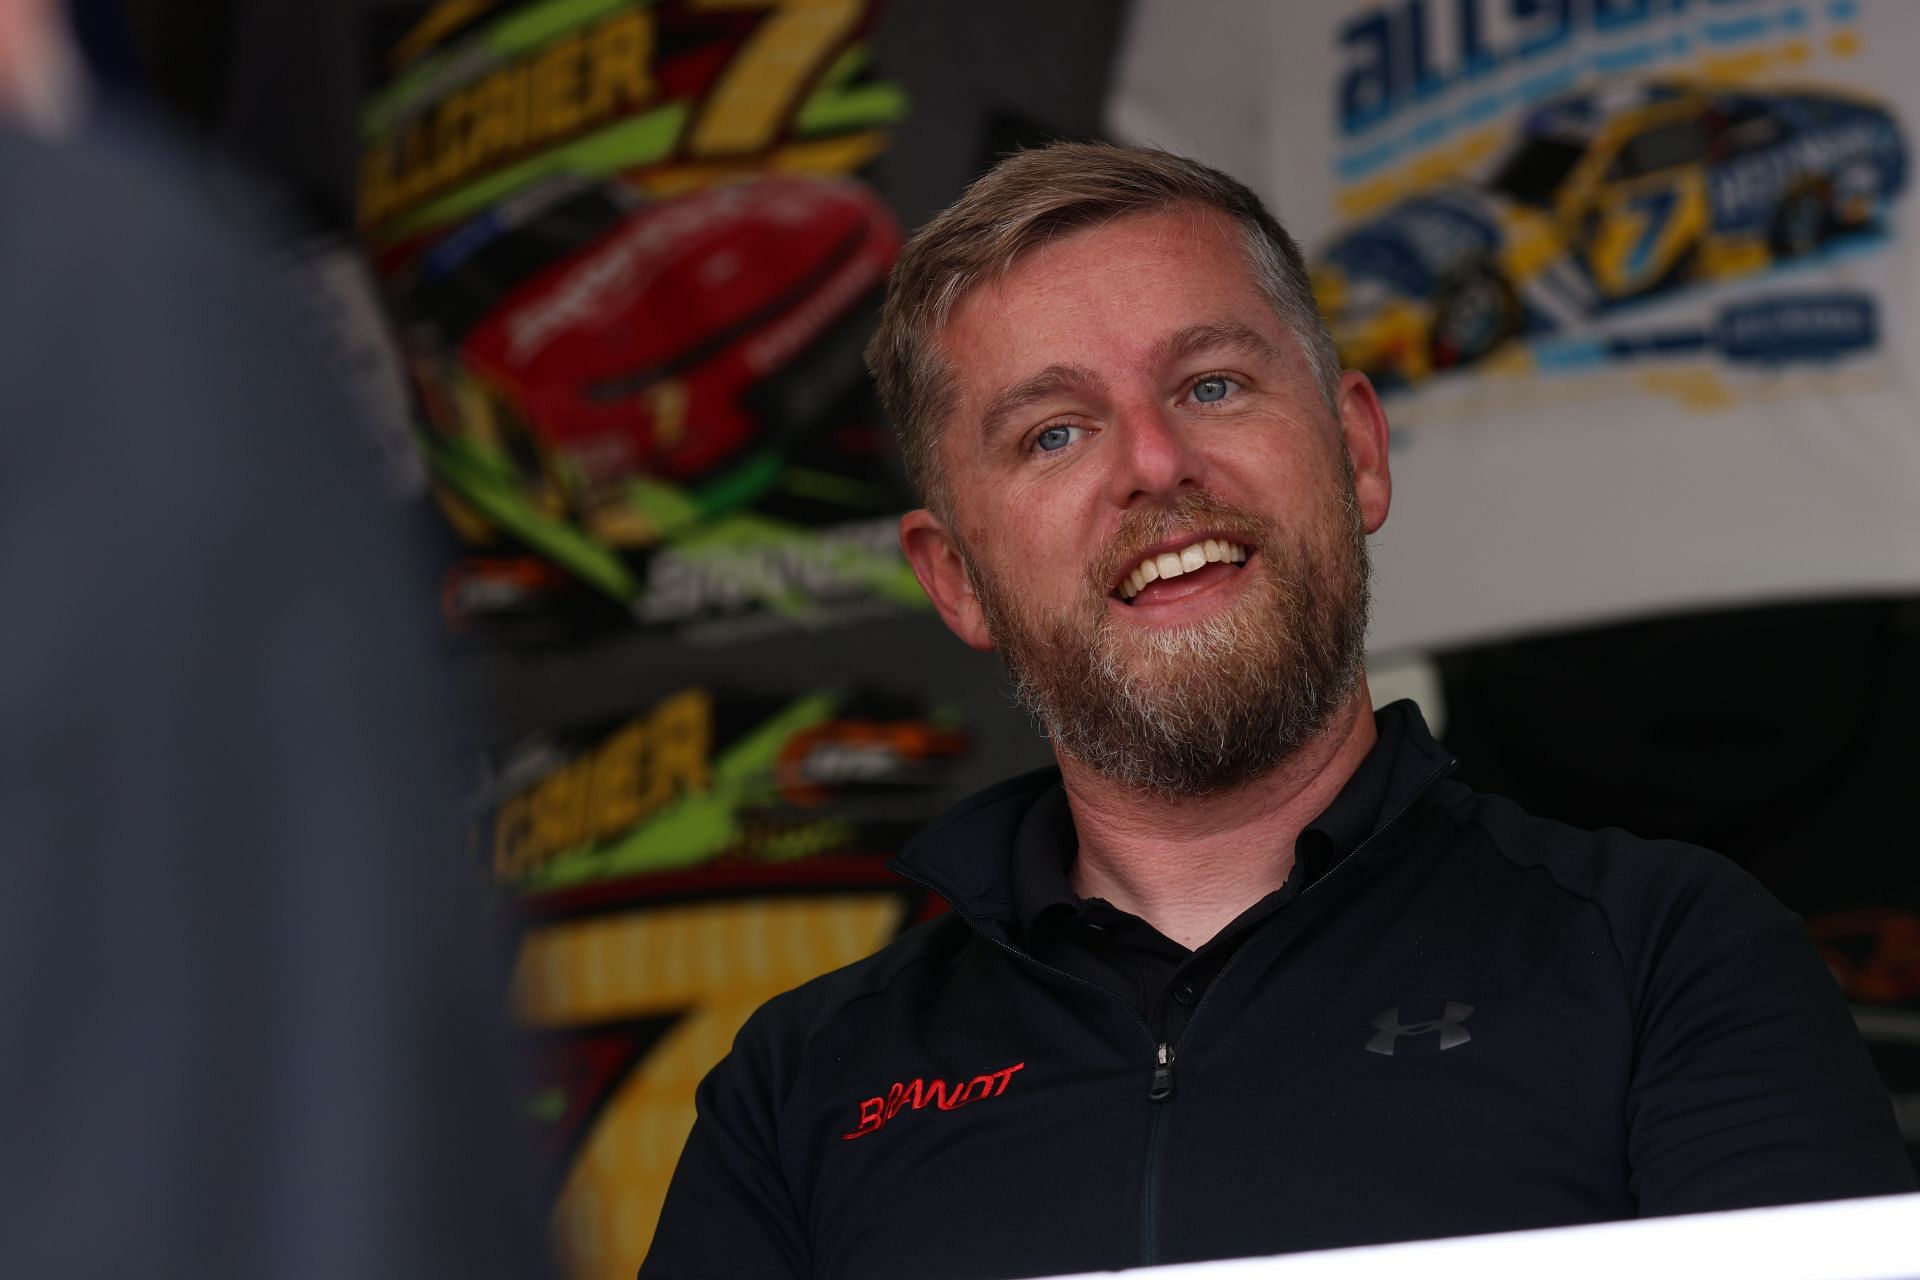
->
[516,890,907,1280]
[687,0,865,156]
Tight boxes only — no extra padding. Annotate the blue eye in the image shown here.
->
[1193,376,1234,403]
[1035,424,1082,452]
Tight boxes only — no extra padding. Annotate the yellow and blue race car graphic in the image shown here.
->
[1313,79,1907,385]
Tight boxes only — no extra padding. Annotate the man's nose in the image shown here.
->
[1107,400,1200,507]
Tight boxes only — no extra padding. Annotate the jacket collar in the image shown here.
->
[889,700,1458,939]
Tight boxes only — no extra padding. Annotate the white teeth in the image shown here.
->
[1117,539,1249,599]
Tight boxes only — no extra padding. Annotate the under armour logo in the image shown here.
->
[1365,1002,1474,1056]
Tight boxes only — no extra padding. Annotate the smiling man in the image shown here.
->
[640,144,1913,1280]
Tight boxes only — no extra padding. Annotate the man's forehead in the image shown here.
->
[944,219,1273,359]
[949,203,1248,316]
[915,204,1310,494]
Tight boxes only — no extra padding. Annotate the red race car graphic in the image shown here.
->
[408,174,901,550]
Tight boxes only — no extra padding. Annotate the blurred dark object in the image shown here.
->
[1439,595,1920,1173]
[63,0,145,96]
[1438,597,1918,916]
[0,111,551,1279]
[864,0,1127,229]
[103,0,362,228]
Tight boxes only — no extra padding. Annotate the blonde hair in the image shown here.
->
[865,142,1340,513]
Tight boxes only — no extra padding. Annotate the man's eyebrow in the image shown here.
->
[977,363,1104,447]
[1152,321,1292,370]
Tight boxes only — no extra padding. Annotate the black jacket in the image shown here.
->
[642,704,1913,1279]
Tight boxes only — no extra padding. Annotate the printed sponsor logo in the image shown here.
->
[636,516,903,623]
[1711,122,1898,224]
[361,8,656,231]
[1366,1002,1474,1055]
[841,1061,1027,1140]
[489,689,713,884]
[1336,0,1773,136]
[1714,293,1877,363]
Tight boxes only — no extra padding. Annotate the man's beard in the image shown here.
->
[963,479,1372,798]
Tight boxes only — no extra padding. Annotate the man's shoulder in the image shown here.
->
[729,910,979,1067]
[886,764,1062,911]
[901,764,1060,853]
[720,769,1055,1087]
[1433,780,1802,969]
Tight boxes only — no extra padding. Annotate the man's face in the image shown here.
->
[906,207,1391,796]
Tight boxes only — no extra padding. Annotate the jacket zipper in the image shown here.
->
[1135,755,1453,1264]
[1149,1042,1176,1101]
[891,753,1453,1267]
[889,869,1173,1263]
[1176,756,1456,1052]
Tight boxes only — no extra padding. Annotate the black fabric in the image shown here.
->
[642,703,1914,1280]
[1010,708,1404,1046]
[1437,600,1920,1179]
[0,115,550,1280]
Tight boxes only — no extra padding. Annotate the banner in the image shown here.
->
[1110,0,1920,651]
[482,683,975,1277]
[361,0,921,646]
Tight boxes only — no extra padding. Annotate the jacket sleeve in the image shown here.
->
[640,1006,812,1278]
[1625,902,1916,1215]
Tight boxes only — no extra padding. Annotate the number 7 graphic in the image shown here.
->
[687,0,866,156]
[514,889,907,1280]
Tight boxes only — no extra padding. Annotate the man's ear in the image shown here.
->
[900,508,994,651]
[1335,369,1392,535]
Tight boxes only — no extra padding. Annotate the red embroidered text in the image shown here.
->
[840,1061,1026,1140]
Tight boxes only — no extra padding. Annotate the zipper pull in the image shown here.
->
[1149,1042,1176,1102]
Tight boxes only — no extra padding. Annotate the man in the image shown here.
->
[641,144,1913,1280]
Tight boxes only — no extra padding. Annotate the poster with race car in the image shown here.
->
[483,681,978,1278]
[359,0,922,645]
[1109,0,1920,653]
[351,6,1125,1275]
